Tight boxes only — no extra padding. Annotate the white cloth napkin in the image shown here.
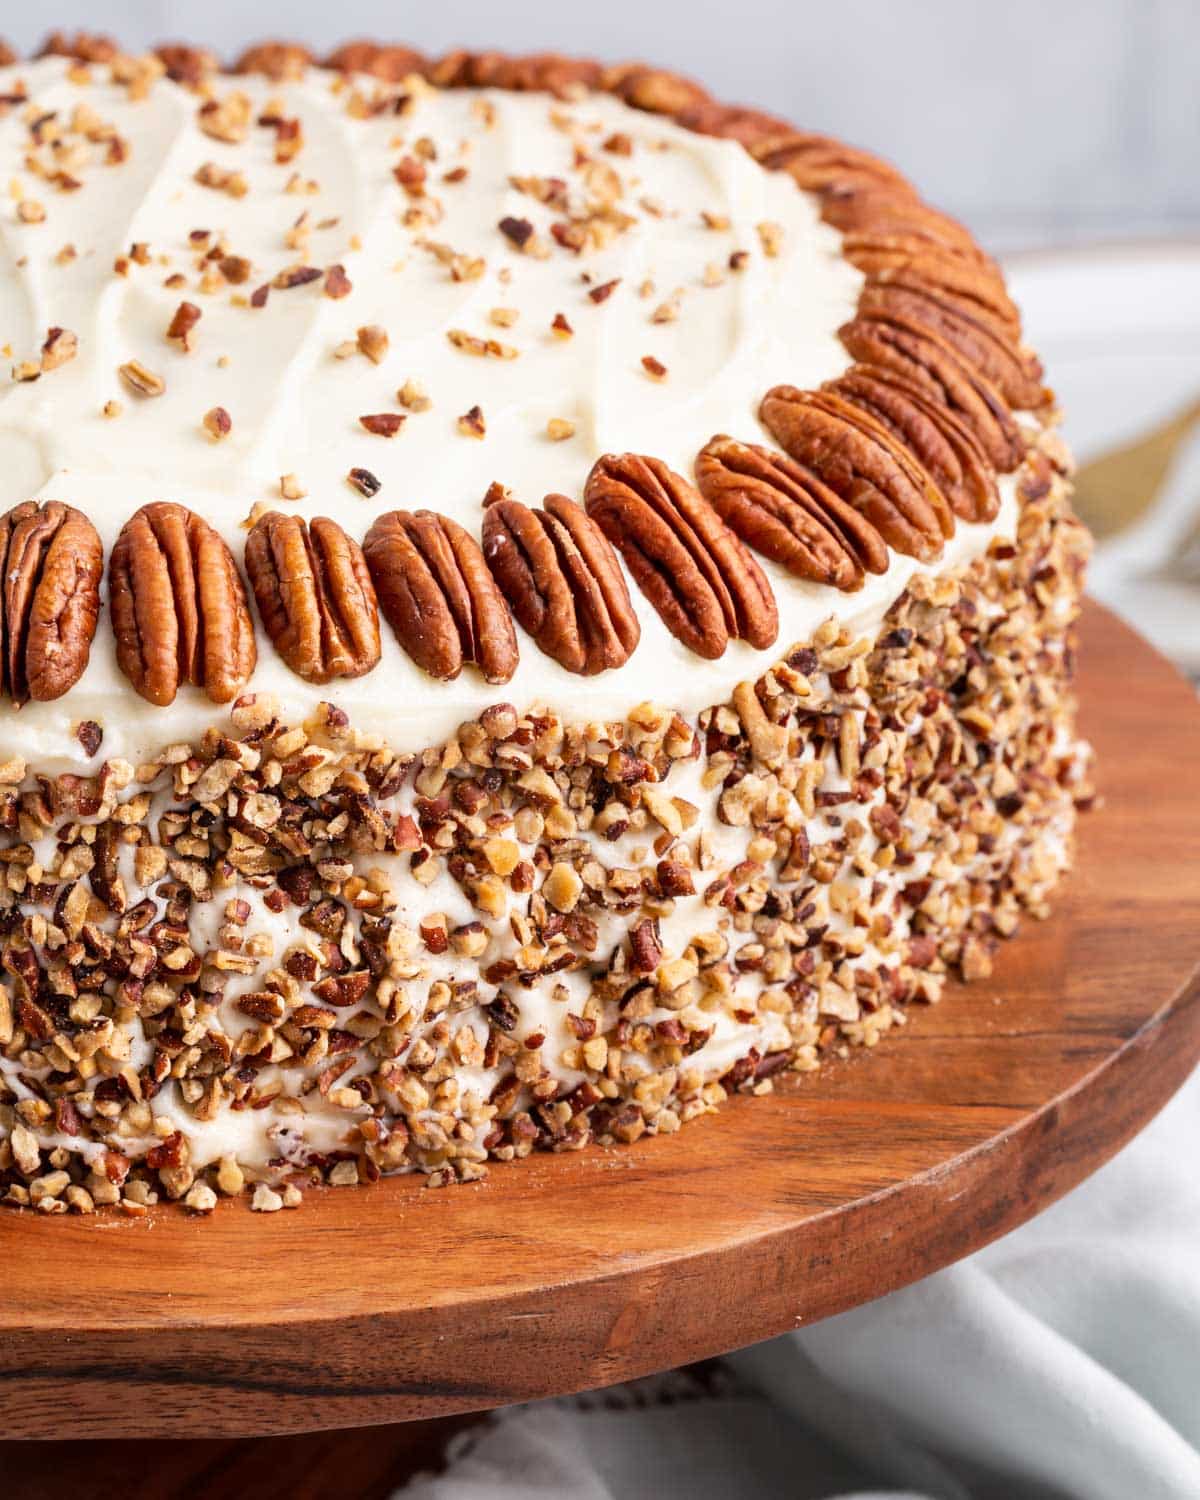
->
[399,1068,1200,1500]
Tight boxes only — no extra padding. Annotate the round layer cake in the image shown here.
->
[0,34,1091,1215]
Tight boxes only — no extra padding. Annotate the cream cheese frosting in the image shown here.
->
[0,57,1018,770]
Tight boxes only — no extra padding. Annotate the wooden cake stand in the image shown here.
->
[0,601,1197,1442]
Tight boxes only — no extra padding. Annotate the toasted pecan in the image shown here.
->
[838,313,1024,473]
[232,41,311,80]
[155,43,218,86]
[601,63,710,116]
[0,501,102,704]
[245,513,380,684]
[750,132,909,196]
[109,502,256,706]
[584,453,777,659]
[483,493,639,674]
[323,41,427,80]
[694,435,888,588]
[364,510,518,684]
[843,235,1020,334]
[824,365,1000,524]
[429,50,602,95]
[36,30,118,63]
[858,279,1046,411]
[819,185,985,261]
[759,386,954,562]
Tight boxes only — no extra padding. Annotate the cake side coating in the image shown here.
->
[0,36,1091,1216]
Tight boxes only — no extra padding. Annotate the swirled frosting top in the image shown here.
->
[0,57,1014,769]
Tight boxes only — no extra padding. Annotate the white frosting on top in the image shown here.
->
[0,58,1013,770]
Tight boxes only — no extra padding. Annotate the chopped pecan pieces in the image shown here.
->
[498,215,533,248]
[245,512,380,684]
[324,263,352,299]
[694,434,888,588]
[483,493,640,674]
[584,453,777,659]
[166,301,201,352]
[118,359,164,397]
[359,413,405,438]
[356,324,389,364]
[458,405,486,439]
[109,502,256,706]
[0,500,103,703]
[203,406,232,441]
[40,326,77,372]
[759,384,953,560]
[364,510,518,684]
[348,467,381,497]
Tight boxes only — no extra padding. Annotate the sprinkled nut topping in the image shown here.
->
[756,220,783,257]
[118,359,165,397]
[641,354,668,381]
[360,413,406,438]
[458,405,486,439]
[40,327,77,372]
[194,161,248,198]
[198,90,252,144]
[324,263,352,299]
[16,199,45,224]
[546,417,576,441]
[203,406,232,440]
[651,293,681,324]
[498,215,533,248]
[348,466,382,496]
[280,473,306,500]
[357,324,389,364]
[447,328,518,360]
[166,301,201,352]
[397,378,431,412]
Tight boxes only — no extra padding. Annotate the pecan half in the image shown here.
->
[0,501,102,704]
[759,386,953,561]
[584,453,777,658]
[843,235,1020,333]
[324,42,427,81]
[483,493,639,674]
[824,365,999,524]
[694,435,888,590]
[363,511,518,684]
[750,132,909,196]
[245,513,380,684]
[109,502,256,706]
[233,42,311,80]
[819,185,985,262]
[858,279,1045,411]
[837,313,1024,472]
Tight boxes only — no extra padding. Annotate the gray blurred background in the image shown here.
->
[7,0,1197,254]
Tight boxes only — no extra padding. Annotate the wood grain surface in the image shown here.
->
[0,601,1196,1443]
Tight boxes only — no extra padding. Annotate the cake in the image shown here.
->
[0,34,1092,1216]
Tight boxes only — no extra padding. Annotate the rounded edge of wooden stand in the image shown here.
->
[1,602,1198,1440]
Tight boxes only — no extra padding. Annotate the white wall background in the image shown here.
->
[5,0,1196,253]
